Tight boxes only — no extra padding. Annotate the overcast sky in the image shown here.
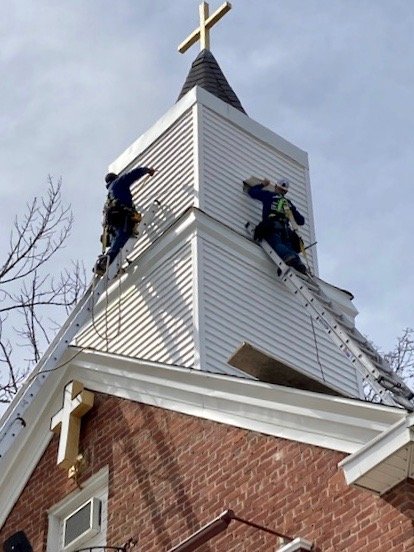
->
[1,0,413,355]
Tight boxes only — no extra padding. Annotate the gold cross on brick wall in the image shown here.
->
[50,380,94,470]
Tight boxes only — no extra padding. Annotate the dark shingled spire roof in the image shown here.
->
[177,49,246,114]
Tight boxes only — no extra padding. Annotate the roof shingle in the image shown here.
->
[177,49,246,114]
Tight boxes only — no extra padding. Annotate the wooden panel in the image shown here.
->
[228,342,344,396]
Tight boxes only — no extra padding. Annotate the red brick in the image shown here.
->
[1,394,413,551]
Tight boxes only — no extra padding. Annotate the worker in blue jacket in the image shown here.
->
[247,178,307,274]
[94,166,155,276]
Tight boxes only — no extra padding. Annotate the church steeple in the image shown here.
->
[177,2,246,114]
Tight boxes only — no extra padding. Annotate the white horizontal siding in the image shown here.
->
[200,105,317,274]
[75,242,195,367]
[200,235,360,398]
[120,107,196,263]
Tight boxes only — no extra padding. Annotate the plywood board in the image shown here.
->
[228,342,344,397]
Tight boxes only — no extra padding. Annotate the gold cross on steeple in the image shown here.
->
[178,1,232,54]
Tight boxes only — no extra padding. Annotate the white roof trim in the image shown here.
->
[66,349,405,456]
[0,344,407,528]
[339,413,414,494]
[108,86,308,175]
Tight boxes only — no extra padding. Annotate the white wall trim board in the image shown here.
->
[339,413,414,495]
[191,235,205,371]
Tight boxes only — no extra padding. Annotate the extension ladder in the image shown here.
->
[245,222,414,411]
[0,201,160,460]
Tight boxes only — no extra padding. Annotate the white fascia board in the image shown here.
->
[108,88,198,174]
[67,348,404,456]
[339,413,414,490]
[194,86,309,169]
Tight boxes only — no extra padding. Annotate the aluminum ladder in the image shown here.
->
[0,200,160,460]
[246,223,414,411]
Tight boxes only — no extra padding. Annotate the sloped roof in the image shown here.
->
[177,49,246,114]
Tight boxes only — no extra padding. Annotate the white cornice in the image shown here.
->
[66,349,405,455]
[84,207,271,316]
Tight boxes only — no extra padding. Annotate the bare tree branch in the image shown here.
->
[0,176,72,284]
[364,328,414,404]
[0,177,86,403]
[384,328,414,382]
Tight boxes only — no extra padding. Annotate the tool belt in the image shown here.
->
[254,219,303,253]
[100,198,142,251]
[103,198,141,226]
[268,212,287,222]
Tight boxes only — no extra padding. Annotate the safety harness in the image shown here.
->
[269,196,290,220]
[255,194,304,255]
[100,196,142,252]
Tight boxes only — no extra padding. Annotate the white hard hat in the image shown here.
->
[276,178,290,190]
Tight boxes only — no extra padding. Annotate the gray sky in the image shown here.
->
[1,0,413,354]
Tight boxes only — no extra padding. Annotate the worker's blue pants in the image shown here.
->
[265,232,300,266]
[106,227,131,263]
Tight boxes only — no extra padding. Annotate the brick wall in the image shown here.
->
[1,393,413,551]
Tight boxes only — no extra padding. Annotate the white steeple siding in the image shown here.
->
[107,87,316,271]
[73,84,362,399]
[199,100,317,275]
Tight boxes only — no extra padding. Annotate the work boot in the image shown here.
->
[295,262,308,275]
[285,255,307,275]
[94,255,109,276]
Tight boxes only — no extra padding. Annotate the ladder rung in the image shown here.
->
[378,374,414,398]
[392,395,414,410]
[355,352,391,377]
[356,343,382,362]
[347,329,370,347]
[355,347,393,375]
